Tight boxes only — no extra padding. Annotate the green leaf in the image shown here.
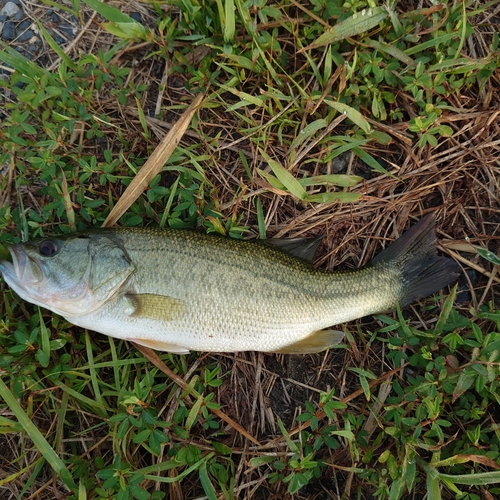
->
[475,246,500,266]
[130,484,151,500]
[324,100,372,134]
[259,149,307,200]
[249,456,275,467]
[426,468,442,500]
[388,476,404,500]
[436,470,500,486]
[82,0,138,23]
[36,348,50,367]
[452,369,476,403]
[102,22,148,40]
[220,85,267,110]
[186,394,204,431]
[36,21,77,69]
[277,418,299,453]
[304,7,389,49]
[352,147,393,176]
[0,378,77,491]
[299,174,362,188]
[329,429,355,440]
[199,462,218,500]
[290,119,328,150]
[223,0,236,43]
[434,285,457,336]
[367,39,416,67]
[133,429,151,444]
[304,192,362,204]
[0,41,48,78]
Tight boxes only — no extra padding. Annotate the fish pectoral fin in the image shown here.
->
[125,293,187,321]
[272,329,345,354]
[128,337,190,354]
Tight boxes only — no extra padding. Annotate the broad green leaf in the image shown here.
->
[452,368,476,403]
[370,130,392,145]
[299,174,362,188]
[220,85,267,110]
[304,7,389,49]
[367,39,416,67]
[199,462,218,500]
[82,0,147,39]
[329,429,355,440]
[475,246,500,266]
[257,169,286,191]
[290,119,328,150]
[404,32,460,56]
[386,4,403,37]
[83,0,138,23]
[434,285,457,335]
[388,476,404,500]
[304,192,361,204]
[36,22,77,69]
[186,395,204,431]
[249,456,275,467]
[426,469,442,500]
[219,52,255,70]
[259,149,307,200]
[102,22,148,40]
[277,418,299,453]
[0,41,48,77]
[352,147,393,176]
[436,470,500,486]
[224,0,236,43]
[324,100,372,134]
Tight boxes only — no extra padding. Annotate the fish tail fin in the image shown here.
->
[372,214,461,307]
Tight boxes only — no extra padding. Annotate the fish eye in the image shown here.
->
[38,239,59,257]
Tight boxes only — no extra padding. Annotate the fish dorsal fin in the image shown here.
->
[264,236,324,264]
[272,329,345,354]
[126,293,187,321]
[128,337,190,354]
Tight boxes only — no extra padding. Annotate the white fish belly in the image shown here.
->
[66,292,334,353]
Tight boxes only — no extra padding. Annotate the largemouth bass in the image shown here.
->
[0,215,460,354]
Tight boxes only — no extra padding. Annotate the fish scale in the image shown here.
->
[0,215,461,354]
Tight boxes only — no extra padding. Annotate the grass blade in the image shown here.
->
[303,6,389,50]
[259,149,307,200]
[0,377,77,491]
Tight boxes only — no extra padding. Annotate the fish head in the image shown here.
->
[0,234,135,317]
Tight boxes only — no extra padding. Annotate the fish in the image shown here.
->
[0,215,461,354]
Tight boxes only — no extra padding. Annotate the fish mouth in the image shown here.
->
[0,245,43,286]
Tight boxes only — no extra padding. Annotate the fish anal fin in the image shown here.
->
[128,337,190,354]
[272,330,344,354]
[126,293,187,321]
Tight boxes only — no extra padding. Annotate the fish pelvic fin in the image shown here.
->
[373,214,461,307]
[271,329,344,354]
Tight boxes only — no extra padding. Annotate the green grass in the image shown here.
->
[1,0,500,498]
